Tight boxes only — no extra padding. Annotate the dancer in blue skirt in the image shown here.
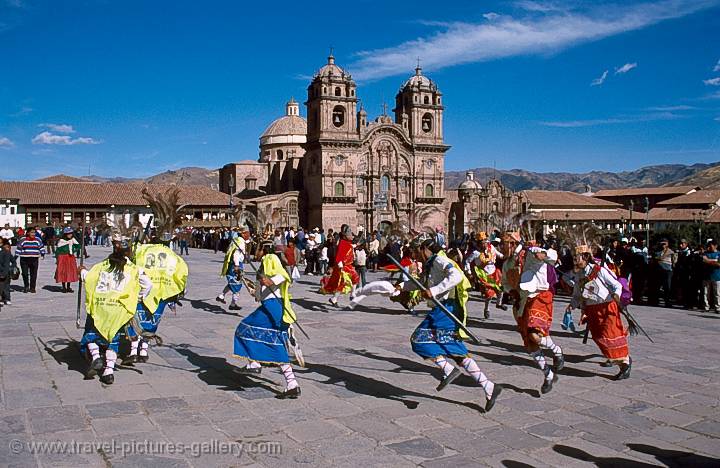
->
[233,242,301,399]
[405,237,502,412]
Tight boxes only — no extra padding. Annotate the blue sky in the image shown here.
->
[1,0,719,180]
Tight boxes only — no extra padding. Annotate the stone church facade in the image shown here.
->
[220,55,450,233]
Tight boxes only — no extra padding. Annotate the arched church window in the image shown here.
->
[334,182,345,197]
[350,89,355,96]
[422,113,433,133]
[380,175,390,193]
[425,184,434,197]
[335,87,341,96]
[424,96,429,105]
[332,106,345,127]
[277,149,283,160]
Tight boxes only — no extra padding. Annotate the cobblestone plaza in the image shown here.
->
[0,246,718,467]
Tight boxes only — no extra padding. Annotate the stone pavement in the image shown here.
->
[0,246,718,467]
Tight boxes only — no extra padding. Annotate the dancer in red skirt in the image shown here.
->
[320,224,359,307]
[55,227,80,293]
[568,249,632,380]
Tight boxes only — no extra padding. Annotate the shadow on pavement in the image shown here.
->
[467,318,582,339]
[169,344,279,396]
[299,362,488,413]
[39,338,87,377]
[186,298,242,317]
[626,443,719,467]
[42,285,66,293]
[552,444,656,467]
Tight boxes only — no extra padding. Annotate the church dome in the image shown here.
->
[315,54,346,78]
[261,98,307,141]
[402,66,436,90]
[458,172,482,191]
[261,115,307,138]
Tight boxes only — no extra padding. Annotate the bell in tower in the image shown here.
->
[305,53,357,142]
[394,61,444,144]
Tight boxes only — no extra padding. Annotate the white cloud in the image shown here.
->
[39,123,75,133]
[8,106,32,117]
[615,62,638,74]
[645,105,695,111]
[715,116,720,122]
[349,0,717,80]
[0,137,14,148]
[590,70,608,86]
[704,77,720,86]
[483,12,500,21]
[714,59,720,72]
[31,131,100,145]
[541,111,683,127]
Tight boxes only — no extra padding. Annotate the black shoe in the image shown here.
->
[600,359,614,368]
[67,287,74,293]
[122,355,137,366]
[215,296,226,304]
[30,289,36,293]
[137,354,149,363]
[23,288,28,293]
[235,366,262,375]
[61,286,67,293]
[541,371,558,394]
[229,304,241,311]
[554,353,565,372]
[496,304,507,311]
[484,309,490,319]
[86,357,104,378]
[276,386,301,399]
[614,357,632,380]
[436,368,462,392]
[100,373,114,385]
[485,384,502,412]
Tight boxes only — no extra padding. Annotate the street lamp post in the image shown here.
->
[644,196,650,247]
[450,211,457,242]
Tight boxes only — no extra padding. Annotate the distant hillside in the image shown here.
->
[36,167,220,188]
[444,163,718,192]
[665,164,720,189]
[145,167,220,187]
[35,161,720,192]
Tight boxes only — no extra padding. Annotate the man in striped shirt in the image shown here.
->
[16,228,44,293]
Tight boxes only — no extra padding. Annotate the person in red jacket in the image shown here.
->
[320,224,359,307]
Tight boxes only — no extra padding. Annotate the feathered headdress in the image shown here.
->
[552,223,602,255]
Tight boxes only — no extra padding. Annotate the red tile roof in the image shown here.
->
[0,181,236,207]
[593,186,699,197]
[533,209,631,221]
[657,190,720,206]
[522,190,620,207]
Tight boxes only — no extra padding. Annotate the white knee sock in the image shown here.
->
[139,341,148,357]
[231,293,241,304]
[103,350,117,376]
[129,340,139,356]
[531,350,554,381]
[461,357,494,398]
[432,356,455,377]
[280,364,299,390]
[539,336,562,356]
[247,360,261,369]
[87,342,100,360]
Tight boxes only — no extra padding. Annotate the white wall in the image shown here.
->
[0,204,24,228]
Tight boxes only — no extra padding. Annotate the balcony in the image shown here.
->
[415,197,445,204]
[322,196,357,204]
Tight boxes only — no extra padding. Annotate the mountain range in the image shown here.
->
[35,161,720,192]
